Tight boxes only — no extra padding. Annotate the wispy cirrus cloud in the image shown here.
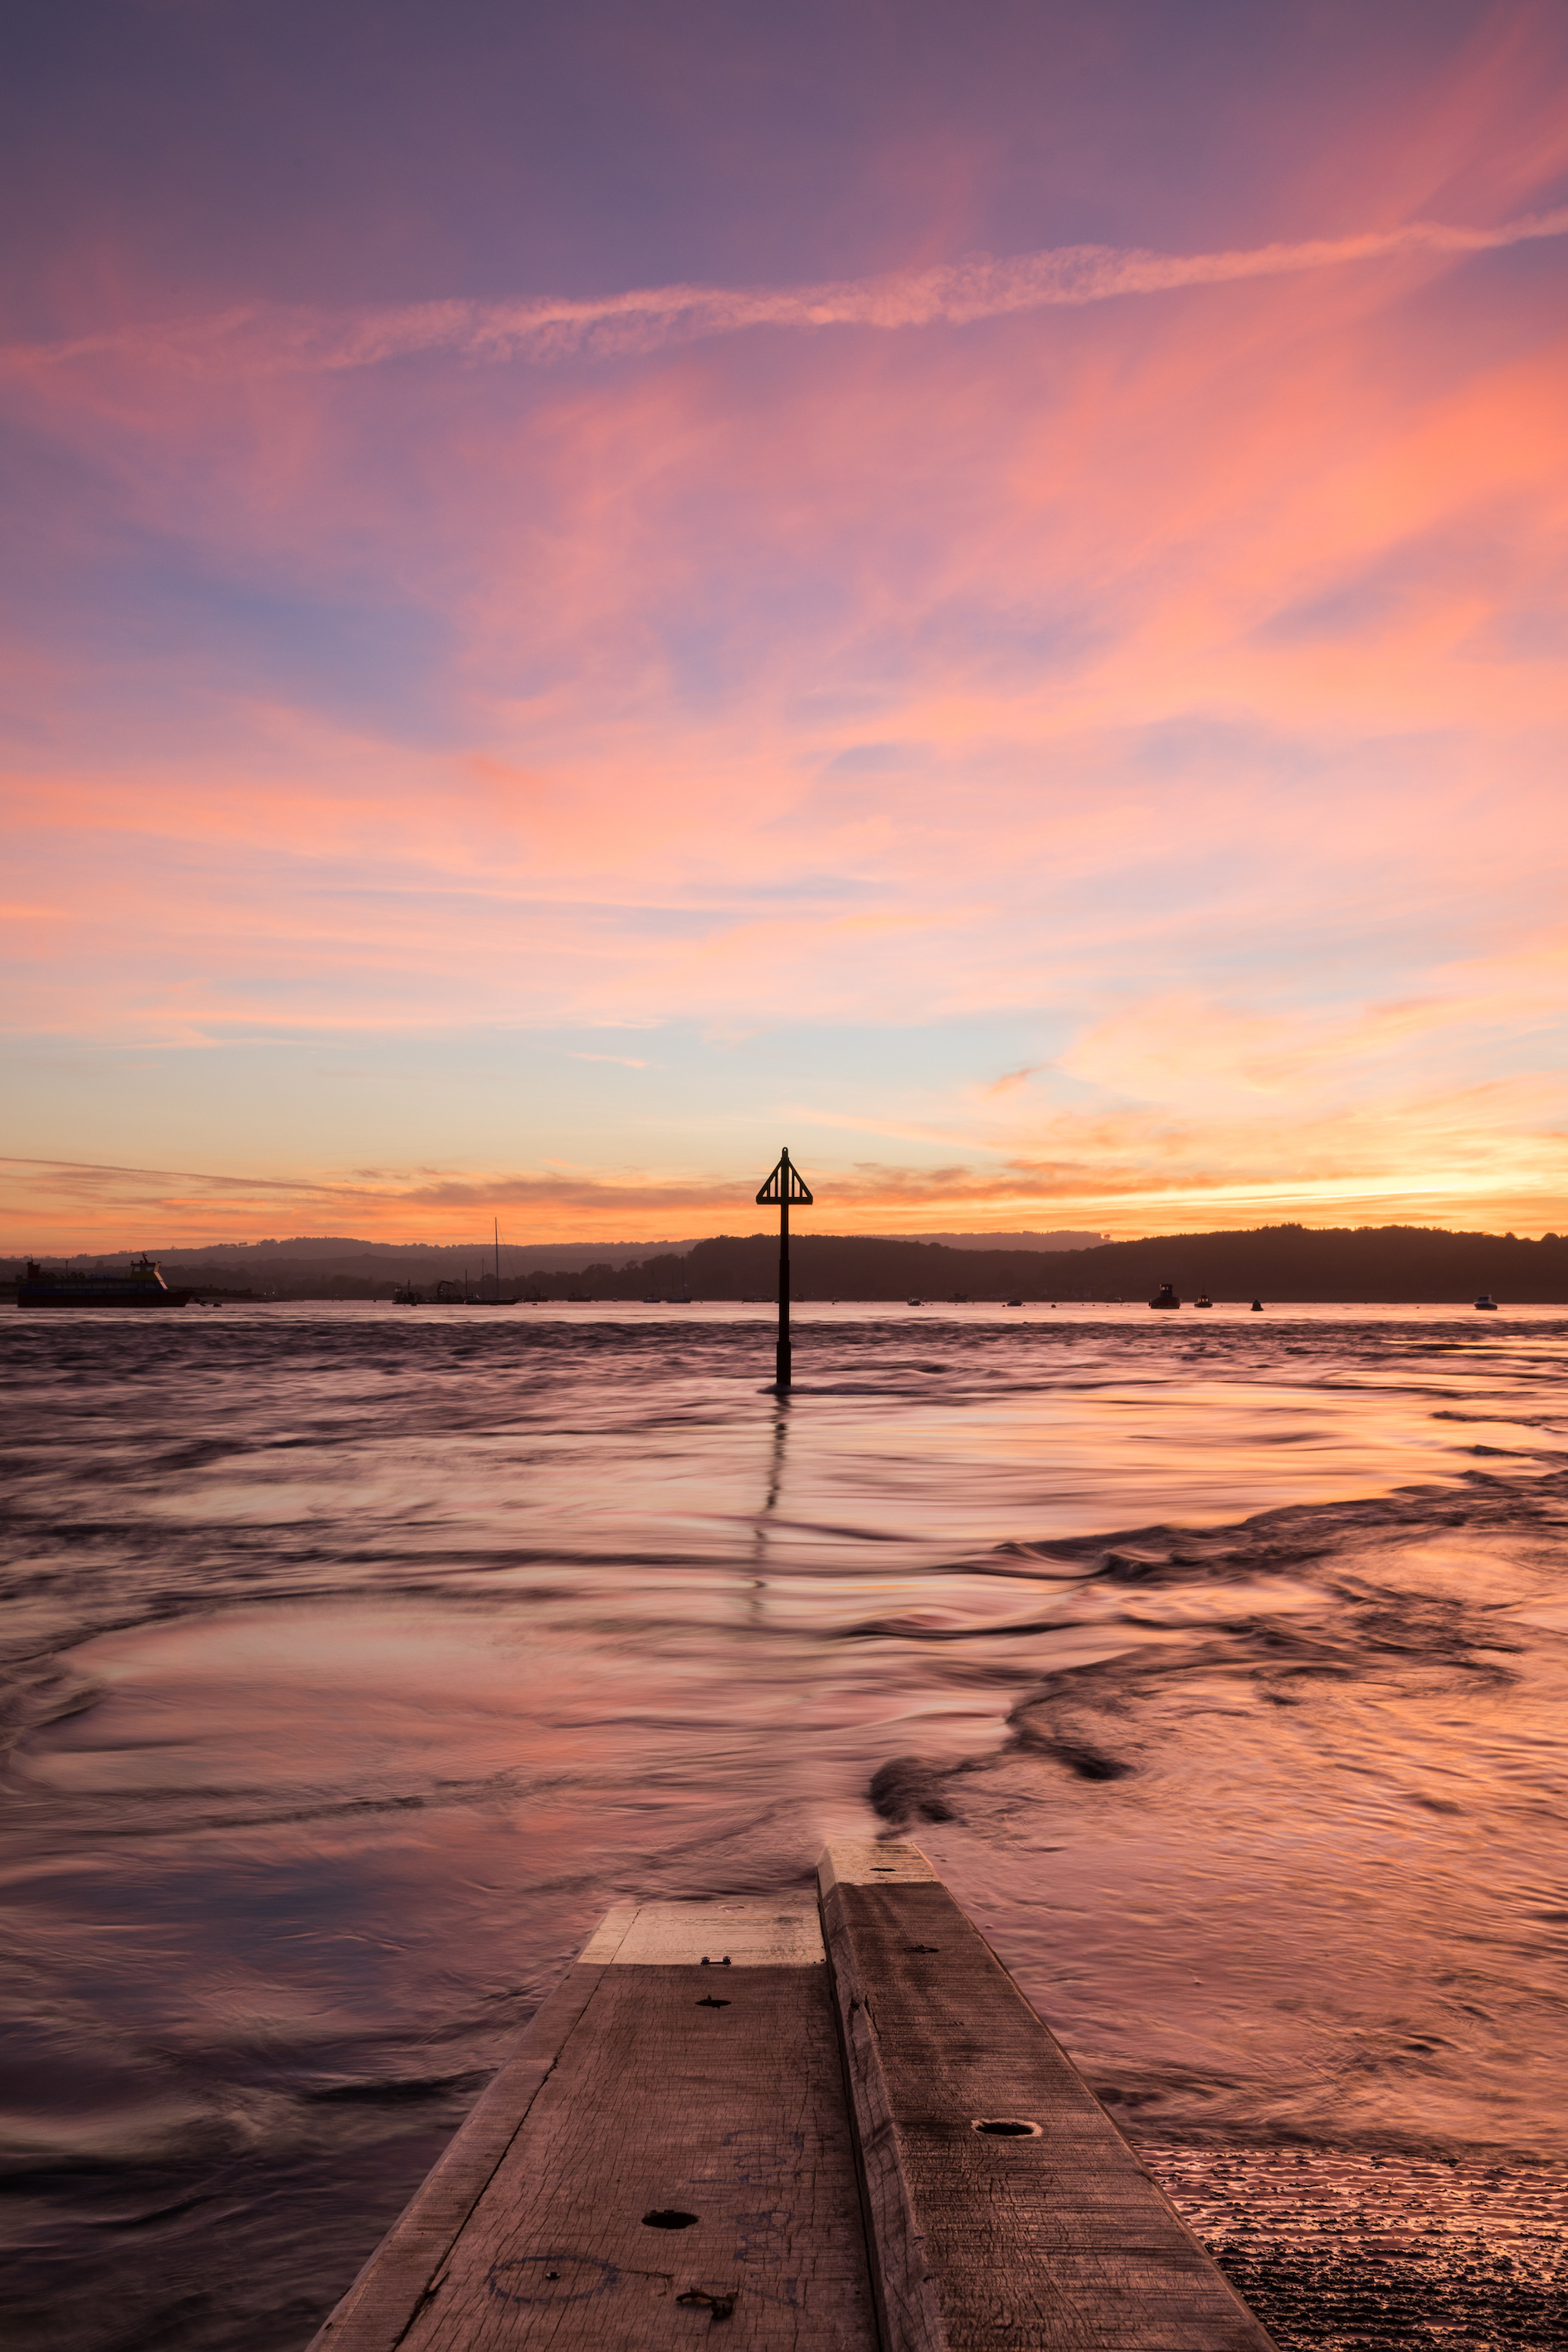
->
[6,210,1568,382]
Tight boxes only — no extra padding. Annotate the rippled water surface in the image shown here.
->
[5,1303,1568,2350]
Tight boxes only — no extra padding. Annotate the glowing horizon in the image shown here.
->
[2,1149,1561,1256]
[4,2,1567,1251]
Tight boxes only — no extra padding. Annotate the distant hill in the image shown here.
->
[8,1225,1102,1274]
[590,1224,1566,1304]
[5,1222,1563,1302]
[879,1230,1108,1251]
[3,1236,701,1282]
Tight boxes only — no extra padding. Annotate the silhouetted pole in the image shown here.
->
[756,1147,814,1390]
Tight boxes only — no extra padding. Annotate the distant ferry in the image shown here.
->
[1149,1283,1180,1309]
[1475,1293,1499,1311]
[17,1254,190,1308]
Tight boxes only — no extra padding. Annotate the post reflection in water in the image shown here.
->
[749,1391,791,1608]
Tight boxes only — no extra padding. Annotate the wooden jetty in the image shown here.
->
[310,1841,1277,2350]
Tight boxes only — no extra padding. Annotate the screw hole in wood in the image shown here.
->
[677,2288,736,2318]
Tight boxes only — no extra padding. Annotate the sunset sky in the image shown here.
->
[4,1,1567,1249]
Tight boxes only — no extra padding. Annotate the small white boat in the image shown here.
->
[907,1296,924,1306]
[1475,1293,1499,1311]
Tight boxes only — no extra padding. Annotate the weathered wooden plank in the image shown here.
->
[307,1937,626,2352]
[313,1858,1283,2352]
[589,1892,827,1966]
[314,1893,878,2352]
[819,1841,1279,2352]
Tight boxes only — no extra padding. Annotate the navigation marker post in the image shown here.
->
[756,1147,813,1390]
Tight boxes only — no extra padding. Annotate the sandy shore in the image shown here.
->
[1144,2145,1566,2348]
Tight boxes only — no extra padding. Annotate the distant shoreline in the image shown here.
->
[5,1221,1564,1306]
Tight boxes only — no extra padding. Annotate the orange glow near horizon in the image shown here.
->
[2,1153,1564,1256]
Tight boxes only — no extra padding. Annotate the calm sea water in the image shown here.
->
[5,1302,1568,2351]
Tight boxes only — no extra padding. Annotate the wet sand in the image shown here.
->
[1151,2147,1567,2350]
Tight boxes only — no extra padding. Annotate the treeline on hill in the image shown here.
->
[7,1224,1564,1303]
[506,1223,1568,1303]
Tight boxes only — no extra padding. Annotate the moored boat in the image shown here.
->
[1149,1282,1180,1309]
[1195,1291,1214,1308]
[17,1254,190,1308]
[1475,1293,1499,1311]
